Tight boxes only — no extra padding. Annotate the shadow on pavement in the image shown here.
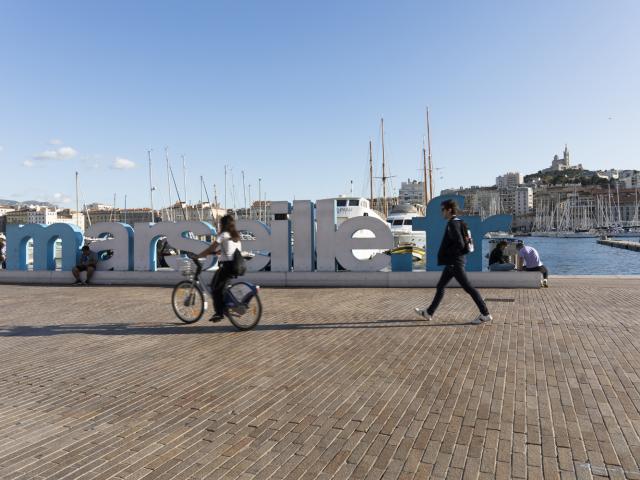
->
[0,318,474,337]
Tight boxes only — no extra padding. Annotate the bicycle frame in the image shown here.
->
[186,257,259,308]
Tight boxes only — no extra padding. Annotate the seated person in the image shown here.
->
[0,235,6,269]
[488,240,515,271]
[516,241,549,287]
[72,245,98,285]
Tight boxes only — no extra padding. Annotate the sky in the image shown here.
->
[1,0,639,210]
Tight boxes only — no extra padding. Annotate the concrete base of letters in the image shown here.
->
[0,270,544,288]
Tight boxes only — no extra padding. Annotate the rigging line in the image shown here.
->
[168,165,188,221]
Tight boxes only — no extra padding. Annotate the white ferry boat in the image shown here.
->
[385,204,426,261]
[326,196,391,261]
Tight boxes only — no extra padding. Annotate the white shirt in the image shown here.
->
[217,231,242,262]
[517,245,543,268]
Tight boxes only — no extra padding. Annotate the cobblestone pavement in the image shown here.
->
[1,279,640,479]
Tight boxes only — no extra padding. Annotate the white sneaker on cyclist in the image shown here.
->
[471,313,493,325]
[414,307,432,321]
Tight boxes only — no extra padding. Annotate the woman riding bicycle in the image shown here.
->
[196,214,242,322]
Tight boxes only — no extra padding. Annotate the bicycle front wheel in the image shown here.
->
[225,283,262,331]
[172,281,205,324]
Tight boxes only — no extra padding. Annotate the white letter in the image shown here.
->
[334,217,392,271]
[134,221,216,271]
[292,200,315,271]
[85,222,134,271]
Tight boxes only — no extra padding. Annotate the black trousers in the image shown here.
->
[526,265,549,279]
[211,261,234,315]
[428,260,489,316]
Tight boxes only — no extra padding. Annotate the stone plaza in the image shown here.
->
[1,279,640,479]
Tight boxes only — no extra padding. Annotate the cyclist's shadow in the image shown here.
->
[0,318,466,337]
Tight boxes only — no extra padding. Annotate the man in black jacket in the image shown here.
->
[415,199,492,324]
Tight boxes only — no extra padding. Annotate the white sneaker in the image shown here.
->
[414,307,432,321]
[542,279,549,288]
[471,313,493,325]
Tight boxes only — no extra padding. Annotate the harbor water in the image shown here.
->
[482,237,640,275]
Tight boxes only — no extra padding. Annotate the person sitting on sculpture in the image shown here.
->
[488,240,516,271]
[72,245,98,285]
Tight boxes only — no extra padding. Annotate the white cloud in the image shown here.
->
[33,146,78,161]
[52,192,72,204]
[0,145,4,153]
[23,159,35,168]
[49,139,63,145]
[111,157,136,170]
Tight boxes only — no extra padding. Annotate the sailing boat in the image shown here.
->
[380,114,430,261]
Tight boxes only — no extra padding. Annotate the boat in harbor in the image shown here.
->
[386,203,426,261]
[327,196,391,261]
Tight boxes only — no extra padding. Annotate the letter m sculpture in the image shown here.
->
[5,223,84,271]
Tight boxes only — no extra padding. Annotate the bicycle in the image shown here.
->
[171,254,262,331]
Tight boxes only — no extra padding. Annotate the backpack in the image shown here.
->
[230,248,247,276]
[456,219,474,254]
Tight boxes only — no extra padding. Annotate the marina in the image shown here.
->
[597,238,640,252]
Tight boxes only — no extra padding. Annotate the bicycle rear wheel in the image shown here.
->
[225,283,262,331]
[172,281,205,323]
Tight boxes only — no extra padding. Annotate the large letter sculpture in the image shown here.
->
[85,222,134,271]
[292,200,315,271]
[412,194,512,272]
[236,202,292,272]
[134,221,216,271]
[5,223,84,271]
[316,199,393,272]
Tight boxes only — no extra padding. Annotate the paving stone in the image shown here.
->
[0,281,639,478]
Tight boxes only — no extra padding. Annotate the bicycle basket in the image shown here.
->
[179,258,195,277]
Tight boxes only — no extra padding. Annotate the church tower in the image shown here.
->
[563,144,570,167]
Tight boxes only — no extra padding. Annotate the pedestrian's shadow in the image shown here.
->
[0,318,472,337]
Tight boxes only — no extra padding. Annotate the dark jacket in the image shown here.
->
[437,217,466,266]
[488,247,508,265]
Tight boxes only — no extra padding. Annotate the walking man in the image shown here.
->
[516,241,549,287]
[415,199,492,324]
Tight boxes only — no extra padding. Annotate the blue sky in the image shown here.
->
[1,0,639,209]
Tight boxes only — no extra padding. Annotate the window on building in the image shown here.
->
[336,200,347,207]
[349,200,359,206]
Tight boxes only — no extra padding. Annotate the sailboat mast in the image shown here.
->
[258,178,262,223]
[165,147,172,221]
[75,171,80,229]
[148,150,154,222]
[381,118,388,219]
[426,107,434,202]
[422,138,428,208]
[182,155,188,221]
[369,140,374,209]
[242,170,247,219]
